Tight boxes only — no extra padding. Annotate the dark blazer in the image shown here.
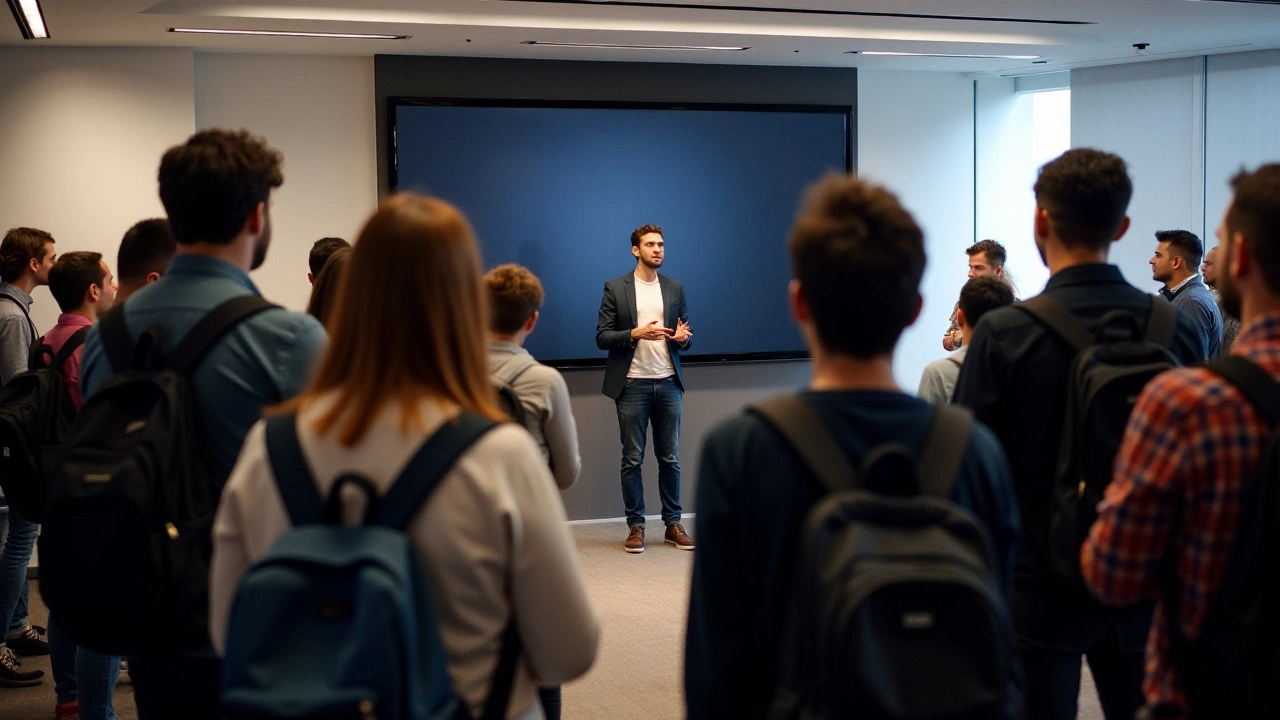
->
[595,272,691,400]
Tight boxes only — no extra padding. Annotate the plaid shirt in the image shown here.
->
[1081,311,1280,714]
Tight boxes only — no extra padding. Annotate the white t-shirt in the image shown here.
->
[627,274,675,379]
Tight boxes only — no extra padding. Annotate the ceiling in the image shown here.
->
[4,0,1280,75]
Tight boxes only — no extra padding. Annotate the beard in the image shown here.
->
[641,255,662,270]
[250,215,272,271]
[1218,244,1242,321]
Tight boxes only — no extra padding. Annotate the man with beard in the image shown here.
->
[1083,163,1280,718]
[1150,229,1223,357]
[79,129,327,719]
[596,224,695,553]
[1201,246,1240,352]
[953,149,1206,720]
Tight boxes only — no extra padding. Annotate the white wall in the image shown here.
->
[195,54,378,312]
[0,48,196,332]
[1205,49,1280,238]
[1071,58,1206,290]
[858,69,976,391]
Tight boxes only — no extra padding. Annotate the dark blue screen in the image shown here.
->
[393,103,848,364]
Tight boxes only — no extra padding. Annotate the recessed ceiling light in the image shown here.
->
[6,0,50,39]
[167,28,411,40]
[520,40,749,51]
[848,51,1041,60]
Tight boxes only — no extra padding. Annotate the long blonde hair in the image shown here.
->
[279,194,503,446]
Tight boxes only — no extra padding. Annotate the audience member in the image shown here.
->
[78,129,327,719]
[1201,245,1241,352]
[919,275,1015,404]
[305,245,350,329]
[943,239,1010,350]
[115,218,176,304]
[1151,229,1223,357]
[1083,163,1280,718]
[307,236,349,285]
[485,262,583,720]
[0,227,55,688]
[210,194,599,720]
[485,263,582,492]
[685,174,1020,718]
[954,148,1207,720]
[43,251,118,719]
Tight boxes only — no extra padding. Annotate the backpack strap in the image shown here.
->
[915,404,974,499]
[750,396,855,494]
[377,412,499,529]
[1205,356,1280,425]
[98,303,137,373]
[1017,294,1092,353]
[49,327,90,371]
[491,352,538,388]
[264,411,325,527]
[1144,295,1178,348]
[0,293,38,343]
[167,295,279,375]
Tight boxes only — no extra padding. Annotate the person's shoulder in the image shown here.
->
[970,302,1030,338]
[244,305,325,345]
[605,273,631,287]
[703,407,779,452]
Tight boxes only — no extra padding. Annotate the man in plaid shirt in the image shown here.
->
[1083,163,1280,717]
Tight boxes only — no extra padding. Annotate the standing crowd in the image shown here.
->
[0,127,1276,720]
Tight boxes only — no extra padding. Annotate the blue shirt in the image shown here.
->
[80,255,327,493]
[684,390,1020,718]
[1167,275,1224,358]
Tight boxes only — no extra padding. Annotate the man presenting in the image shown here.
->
[596,224,695,554]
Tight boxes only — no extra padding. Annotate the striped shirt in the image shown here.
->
[1081,311,1280,713]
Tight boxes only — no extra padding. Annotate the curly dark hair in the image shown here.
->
[630,224,663,248]
[789,173,925,358]
[158,129,284,246]
[965,239,1007,267]
[1034,148,1133,251]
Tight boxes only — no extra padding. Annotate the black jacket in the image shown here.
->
[595,272,690,400]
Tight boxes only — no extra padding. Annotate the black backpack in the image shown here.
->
[0,328,89,523]
[1161,356,1280,718]
[490,354,536,428]
[1018,294,1180,586]
[753,397,1020,720]
[39,295,277,655]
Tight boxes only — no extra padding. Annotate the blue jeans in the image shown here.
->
[49,617,120,719]
[616,377,682,527]
[0,506,36,635]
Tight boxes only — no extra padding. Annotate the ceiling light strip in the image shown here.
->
[521,40,748,51]
[167,27,410,40]
[7,0,49,39]
[849,51,1041,59]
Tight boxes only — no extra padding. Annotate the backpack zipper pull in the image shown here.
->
[358,699,376,720]
[1078,480,1086,498]
[165,522,178,539]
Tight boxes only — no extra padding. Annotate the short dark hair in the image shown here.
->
[485,264,545,335]
[309,237,351,276]
[965,239,1007,267]
[0,227,54,283]
[789,173,925,358]
[1034,148,1133,250]
[1155,229,1203,269]
[306,246,352,329]
[957,276,1015,330]
[48,251,105,313]
[1227,163,1280,295]
[631,224,663,248]
[117,219,176,284]
[158,129,284,246]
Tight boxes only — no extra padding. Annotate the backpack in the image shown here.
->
[39,295,277,655]
[753,397,1019,720]
[490,353,537,429]
[0,327,89,523]
[1162,356,1280,718]
[1018,294,1180,586]
[220,410,520,720]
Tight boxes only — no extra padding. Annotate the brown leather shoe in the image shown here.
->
[665,523,695,550]
[624,525,645,553]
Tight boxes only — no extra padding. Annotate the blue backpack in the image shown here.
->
[220,411,521,720]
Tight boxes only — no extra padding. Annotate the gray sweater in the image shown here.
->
[487,341,582,491]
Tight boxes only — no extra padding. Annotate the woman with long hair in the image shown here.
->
[209,194,599,719]
[304,244,351,329]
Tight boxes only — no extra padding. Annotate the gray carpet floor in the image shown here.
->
[0,520,1103,719]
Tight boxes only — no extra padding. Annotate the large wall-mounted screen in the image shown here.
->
[390,99,852,366]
